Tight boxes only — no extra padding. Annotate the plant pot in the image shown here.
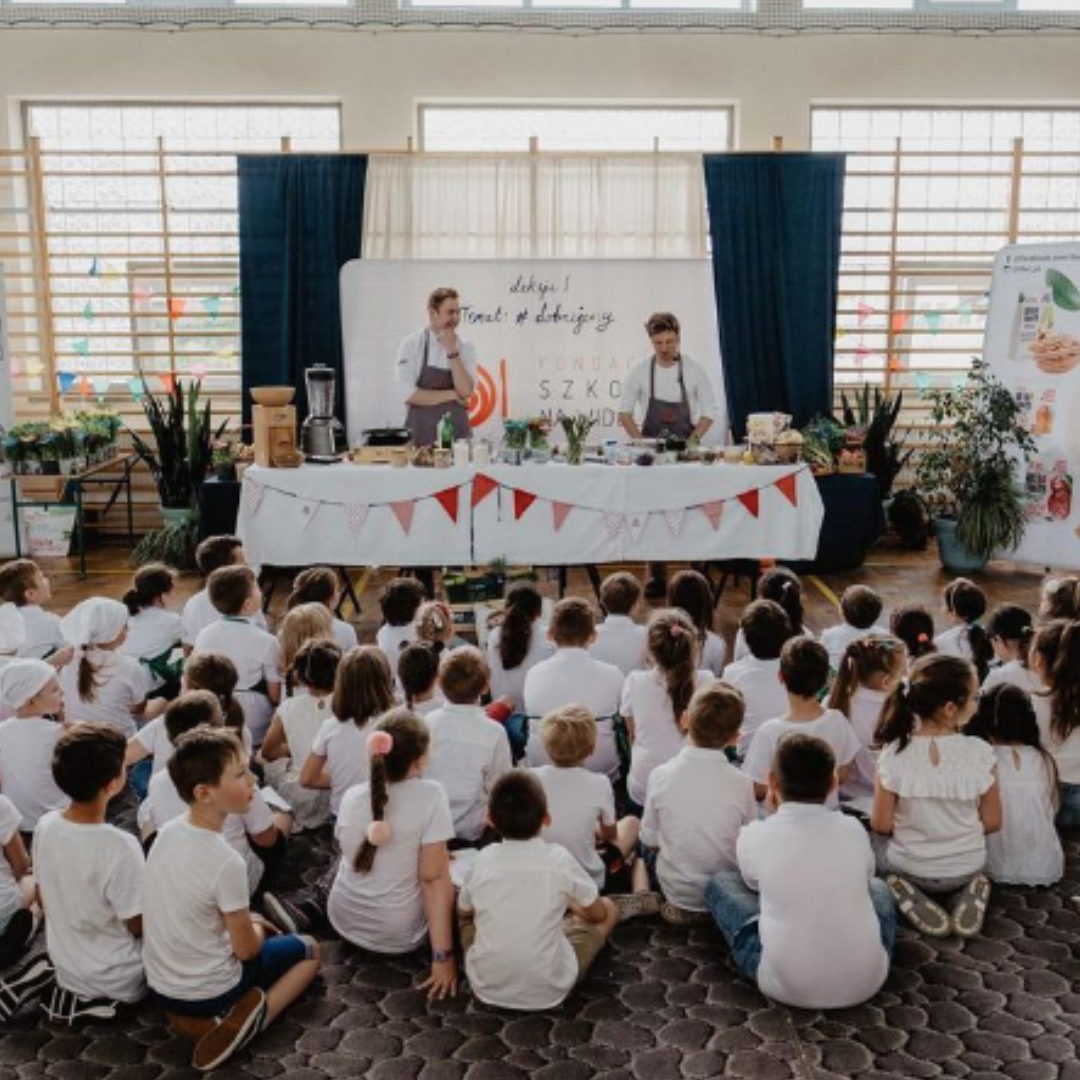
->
[160,506,196,528]
[214,464,238,482]
[932,517,987,575]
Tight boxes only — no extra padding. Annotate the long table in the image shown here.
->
[237,461,825,568]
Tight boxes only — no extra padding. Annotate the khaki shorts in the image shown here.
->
[459,913,607,983]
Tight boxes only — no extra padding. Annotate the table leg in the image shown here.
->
[9,479,21,558]
[336,567,362,619]
[585,565,602,602]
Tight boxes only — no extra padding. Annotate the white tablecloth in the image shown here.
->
[238,462,824,568]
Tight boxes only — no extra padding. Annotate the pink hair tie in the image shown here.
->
[670,624,684,638]
[366,821,393,846]
[367,730,394,757]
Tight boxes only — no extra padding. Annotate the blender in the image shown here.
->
[301,364,348,463]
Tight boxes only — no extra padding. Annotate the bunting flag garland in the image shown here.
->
[190,363,207,379]
[776,473,798,508]
[133,285,153,305]
[391,500,416,535]
[299,501,321,531]
[890,311,909,335]
[915,371,933,395]
[77,375,92,397]
[57,372,78,393]
[158,374,176,395]
[127,377,145,402]
[25,359,45,376]
[435,487,460,524]
[737,490,760,519]
[168,298,187,321]
[72,339,91,358]
[201,296,221,322]
[857,302,875,326]
[701,501,723,531]
[924,310,942,336]
[91,376,111,399]
[342,502,369,536]
[241,477,266,518]
[602,511,625,541]
[626,512,649,545]
[664,507,687,537]
[82,301,94,323]
[88,257,100,278]
[472,474,499,508]
[888,355,904,373]
[513,489,537,520]
[552,501,574,532]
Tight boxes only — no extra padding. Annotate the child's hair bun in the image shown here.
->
[367,730,394,757]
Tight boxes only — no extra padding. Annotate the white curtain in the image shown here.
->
[362,153,708,259]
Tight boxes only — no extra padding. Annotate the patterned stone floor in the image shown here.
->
[2,813,1078,1080]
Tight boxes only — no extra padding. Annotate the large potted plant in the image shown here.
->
[127,375,228,568]
[837,385,912,499]
[916,360,1035,574]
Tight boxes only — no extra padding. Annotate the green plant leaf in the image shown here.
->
[1047,268,1080,312]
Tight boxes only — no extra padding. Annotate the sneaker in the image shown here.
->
[610,891,663,923]
[951,875,991,939]
[192,989,267,1072]
[0,955,55,1022]
[886,874,951,937]
[40,984,122,1026]
[660,902,711,927]
[0,910,36,971]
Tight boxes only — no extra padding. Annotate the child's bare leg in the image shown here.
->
[263,938,321,1027]
[271,812,293,837]
[631,858,650,894]
[615,816,640,858]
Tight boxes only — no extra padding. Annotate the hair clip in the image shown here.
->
[367,730,394,757]
[899,677,911,696]
[917,632,930,644]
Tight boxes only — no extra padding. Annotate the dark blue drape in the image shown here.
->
[703,153,845,438]
[238,155,367,423]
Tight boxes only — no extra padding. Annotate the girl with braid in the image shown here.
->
[326,711,457,999]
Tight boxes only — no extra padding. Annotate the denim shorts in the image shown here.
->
[155,934,313,1018]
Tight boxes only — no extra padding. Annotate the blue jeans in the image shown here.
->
[129,759,153,803]
[704,871,897,982]
[154,934,312,1017]
[1058,782,1080,828]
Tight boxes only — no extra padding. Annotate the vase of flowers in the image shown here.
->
[561,413,597,466]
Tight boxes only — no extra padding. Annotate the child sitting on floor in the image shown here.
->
[277,604,334,697]
[375,577,426,665]
[143,727,320,1072]
[122,563,183,696]
[935,578,994,682]
[397,642,445,718]
[821,584,887,670]
[181,535,267,654]
[0,789,37,976]
[705,733,894,1010]
[982,604,1039,696]
[666,569,725,676]
[1039,575,1080,622]
[871,654,1000,939]
[640,683,755,926]
[591,572,647,676]
[286,567,358,654]
[890,605,937,667]
[0,559,71,666]
[486,581,552,712]
[732,567,810,663]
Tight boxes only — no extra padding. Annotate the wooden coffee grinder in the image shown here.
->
[251,387,300,468]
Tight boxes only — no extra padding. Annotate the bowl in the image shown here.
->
[251,386,296,407]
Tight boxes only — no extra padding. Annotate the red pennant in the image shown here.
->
[513,489,537,520]
[390,500,416,534]
[737,489,760,518]
[168,297,187,321]
[158,373,176,395]
[890,311,910,335]
[434,486,459,523]
[701,501,723,531]
[472,474,499,508]
[552,502,573,532]
[776,473,798,508]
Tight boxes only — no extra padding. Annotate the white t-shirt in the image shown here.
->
[590,616,648,677]
[333,618,359,654]
[311,716,373,816]
[533,765,616,888]
[877,733,996,880]
[840,686,889,801]
[395,328,478,408]
[619,355,717,425]
[143,816,249,1002]
[621,668,714,807]
[133,718,253,782]
[701,632,726,679]
[376,623,416,666]
[820,623,888,670]
[486,623,554,713]
[982,660,1042,697]
[641,746,756,912]
[181,589,267,647]
[194,618,281,745]
[936,624,983,662]
[523,649,624,779]
[738,801,889,1010]
[33,810,145,1002]
[742,709,861,809]
[328,778,453,953]
[409,695,444,719]
[143,770,275,896]
[60,649,147,737]
[723,656,788,759]
[123,607,183,665]
[987,744,1063,887]
[0,795,23,928]
[278,693,334,766]
[0,716,69,829]
[16,606,66,661]
[459,838,599,1011]
[423,704,512,842]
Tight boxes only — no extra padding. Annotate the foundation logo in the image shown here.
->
[467,359,508,428]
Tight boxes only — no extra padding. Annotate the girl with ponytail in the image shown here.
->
[732,567,809,662]
[890,605,937,668]
[1039,575,1080,622]
[983,604,1038,695]
[827,634,907,801]
[327,710,457,999]
[286,565,359,653]
[871,654,1000,939]
[934,579,994,683]
[620,608,712,813]
[121,563,182,693]
[666,570,726,676]
[486,581,552,712]
[1029,619,1080,826]
[397,641,445,718]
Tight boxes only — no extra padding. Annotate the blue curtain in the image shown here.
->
[703,153,846,438]
[238,155,367,423]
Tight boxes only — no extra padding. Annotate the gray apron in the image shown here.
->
[405,332,472,446]
[642,357,694,439]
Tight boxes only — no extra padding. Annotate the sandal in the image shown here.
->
[886,874,951,937]
[951,874,991,938]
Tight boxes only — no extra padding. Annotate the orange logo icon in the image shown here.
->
[468,360,507,428]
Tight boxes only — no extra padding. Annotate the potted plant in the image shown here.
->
[127,374,229,568]
[211,439,239,482]
[916,360,1035,574]
[837,385,912,499]
[560,413,597,466]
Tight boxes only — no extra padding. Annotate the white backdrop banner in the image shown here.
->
[984,242,1080,569]
[340,259,727,445]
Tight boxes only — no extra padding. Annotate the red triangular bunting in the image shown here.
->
[472,474,499,508]
[776,473,798,508]
[513,489,537,520]
[552,502,573,532]
[701,501,723,531]
[390,500,416,535]
[737,489,760,518]
[435,486,459,523]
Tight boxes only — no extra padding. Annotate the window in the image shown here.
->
[419,105,733,152]
[812,106,1080,433]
